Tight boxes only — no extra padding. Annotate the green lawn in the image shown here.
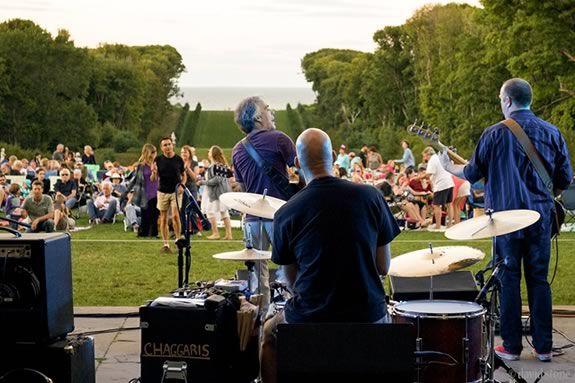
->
[70,220,575,306]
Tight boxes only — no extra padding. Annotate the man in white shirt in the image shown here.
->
[422,146,454,231]
[87,181,118,224]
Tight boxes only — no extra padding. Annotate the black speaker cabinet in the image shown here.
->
[140,297,258,383]
[390,271,478,302]
[0,336,95,383]
[0,232,74,343]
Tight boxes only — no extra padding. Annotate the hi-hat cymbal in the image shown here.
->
[220,192,286,219]
[389,246,485,277]
[213,248,272,261]
[445,209,540,240]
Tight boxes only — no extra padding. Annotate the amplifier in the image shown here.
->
[0,336,95,383]
[390,271,478,302]
[140,295,258,383]
[0,232,74,343]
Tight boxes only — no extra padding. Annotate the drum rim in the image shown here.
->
[392,299,486,319]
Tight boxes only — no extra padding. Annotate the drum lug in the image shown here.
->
[416,337,422,352]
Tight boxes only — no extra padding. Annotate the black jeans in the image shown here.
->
[138,197,159,237]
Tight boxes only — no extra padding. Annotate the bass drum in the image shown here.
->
[392,300,485,383]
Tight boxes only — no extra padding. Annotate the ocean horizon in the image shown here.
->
[172,86,316,111]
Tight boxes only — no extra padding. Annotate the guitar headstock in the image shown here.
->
[406,121,448,152]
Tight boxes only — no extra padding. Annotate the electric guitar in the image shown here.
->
[406,121,468,165]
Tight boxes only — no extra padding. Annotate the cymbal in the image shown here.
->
[213,248,272,261]
[389,246,485,277]
[220,192,286,219]
[445,209,540,240]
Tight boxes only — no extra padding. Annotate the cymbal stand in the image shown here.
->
[476,210,528,383]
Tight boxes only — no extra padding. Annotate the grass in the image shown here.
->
[70,219,575,306]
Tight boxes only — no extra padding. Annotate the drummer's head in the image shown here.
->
[234,96,276,134]
[295,128,335,183]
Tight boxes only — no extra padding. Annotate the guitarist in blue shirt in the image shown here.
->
[441,78,573,362]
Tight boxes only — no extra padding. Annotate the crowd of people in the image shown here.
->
[0,128,482,244]
[0,140,244,250]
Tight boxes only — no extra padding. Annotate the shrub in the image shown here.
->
[113,131,141,153]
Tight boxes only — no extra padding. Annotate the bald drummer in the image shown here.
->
[260,128,401,383]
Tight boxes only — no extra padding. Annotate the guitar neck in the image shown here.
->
[445,148,468,165]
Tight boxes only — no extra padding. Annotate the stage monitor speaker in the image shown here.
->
[277,323,415,382]
[140,296,258,383]
[0,232,74,343]
[390,271,478,302]
[0,336,95,383]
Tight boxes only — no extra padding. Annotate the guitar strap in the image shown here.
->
[241,136,294,198]
[501,118,562,235]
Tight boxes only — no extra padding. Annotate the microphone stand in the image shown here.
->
[173,184,211,297]
[0,216,31,238]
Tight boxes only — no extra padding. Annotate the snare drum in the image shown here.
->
[392,300,485,383]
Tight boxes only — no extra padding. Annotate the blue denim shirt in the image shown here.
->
[464,109,572,237]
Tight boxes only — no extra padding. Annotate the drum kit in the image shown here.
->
[210,189,542,383]
[390,209,541,383]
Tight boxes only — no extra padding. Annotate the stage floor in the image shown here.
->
[72,306,575,383]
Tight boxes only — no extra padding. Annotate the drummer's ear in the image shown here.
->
[295,156,300,169]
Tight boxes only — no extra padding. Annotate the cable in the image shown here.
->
[70,326,141,337]
[128,378,141,383]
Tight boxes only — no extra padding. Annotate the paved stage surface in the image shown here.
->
[72,306,575,383]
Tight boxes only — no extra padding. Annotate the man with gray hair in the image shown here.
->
[440,78,573,362]
[232,96,297,305]
[260,128,400,383]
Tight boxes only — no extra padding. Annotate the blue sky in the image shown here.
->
[0,0,480,88]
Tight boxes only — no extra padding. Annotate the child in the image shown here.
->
[4,183,23,229]
[54,193,75,231]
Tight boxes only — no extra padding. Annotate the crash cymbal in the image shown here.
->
[213,248,272,261]
[389,246,485,277]
[220,192,286,219]
[445,209,540,240]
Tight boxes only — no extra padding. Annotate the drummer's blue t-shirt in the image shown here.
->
[272,176,400,323]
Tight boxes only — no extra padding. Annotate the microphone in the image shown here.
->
[475,261,503,303]
[179,183,211,231]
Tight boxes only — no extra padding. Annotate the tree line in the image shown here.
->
[0,19,184,153]
[299,1,575,162]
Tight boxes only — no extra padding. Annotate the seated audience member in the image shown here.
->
[54,169,78,209]
[53,193,75,231]
[123,191,141,233]
[378,171,428,228]
[350,162,365,184]
[87,181,117,224]
[21,180,55,233]
[110,173,127,198]
[33,168,51,195]
[261,128,400,383]
[82,145,96,165]
[10,160,25,176]
[4,183,23,229]
[0,172,8,208]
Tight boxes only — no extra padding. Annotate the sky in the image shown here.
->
[0,0,480,88]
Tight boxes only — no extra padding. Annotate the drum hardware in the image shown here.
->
[446,209,541,383]
[219,189,286,297]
